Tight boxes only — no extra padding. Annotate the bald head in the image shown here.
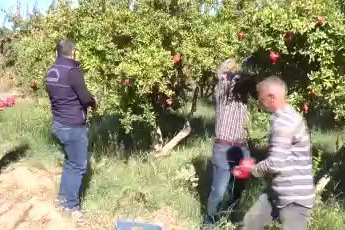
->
[257,76,287,98]
[257,76,287,112]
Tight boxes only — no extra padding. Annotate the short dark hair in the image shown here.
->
[57,39,75,57]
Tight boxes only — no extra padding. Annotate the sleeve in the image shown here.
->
[251,118,294,177]
[214,73,230,103]
[69,68,96,108]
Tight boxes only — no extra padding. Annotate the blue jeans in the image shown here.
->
[52,121,89,210]
[207,143,250,218]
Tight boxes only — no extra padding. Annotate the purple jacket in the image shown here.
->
[45,56,95,127]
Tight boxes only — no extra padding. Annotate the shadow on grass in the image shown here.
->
[0,143,29,174]
[192,156,213,216]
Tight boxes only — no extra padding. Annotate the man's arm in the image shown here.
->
[251,120,294,177]
[69,68,96,108]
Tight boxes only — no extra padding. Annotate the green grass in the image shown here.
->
[0,99,62,167]
[311,129,343,154]
[82,143,208,229]
[1,99,345,230]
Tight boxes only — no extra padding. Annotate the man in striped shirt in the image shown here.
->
[242,76,315,230]
[204,59,256,227]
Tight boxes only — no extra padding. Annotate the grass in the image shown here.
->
[1,98,345,229]
[312,129,343,154]
[82,140,210,225]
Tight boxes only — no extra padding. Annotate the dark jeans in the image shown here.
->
[242,193,311,230]
[207,143,250,218]
[52,120,89,210]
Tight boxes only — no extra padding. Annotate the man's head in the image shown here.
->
[257,76,287,112]
[216,59,240,80]
[57,39,76,58]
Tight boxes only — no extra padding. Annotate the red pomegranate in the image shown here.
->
[270,51,280,64]
[302,103,309,113]
[233,166,251,179]
[0,100,7,110]
[123,79,130,86]
[5,97,15,107]
[173,54,181,64]
[166,99,173,106]
[237,31,245,41]
[317,16,324,25]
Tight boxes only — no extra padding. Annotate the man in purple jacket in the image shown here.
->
[45,39,96,220]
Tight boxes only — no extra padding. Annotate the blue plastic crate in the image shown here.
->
[114,220,163,230]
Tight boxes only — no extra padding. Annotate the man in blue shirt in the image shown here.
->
[45,39,96,221]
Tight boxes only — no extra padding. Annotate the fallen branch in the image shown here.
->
[154,86,199,158]
[315,175,331,204]
[153,121,192,158]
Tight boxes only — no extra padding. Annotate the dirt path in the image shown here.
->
[0,162,196,230]
[0,163,84,230]
[1,85,78,229]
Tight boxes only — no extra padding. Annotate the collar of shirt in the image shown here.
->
[273,104,290,117]
[56,55,80,68]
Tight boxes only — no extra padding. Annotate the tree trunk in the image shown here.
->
[151,125,163,152]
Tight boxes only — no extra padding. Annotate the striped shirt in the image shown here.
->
[251,105,315,209]
[214,73,248,143]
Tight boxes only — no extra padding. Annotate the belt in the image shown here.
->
[215,139,247,147]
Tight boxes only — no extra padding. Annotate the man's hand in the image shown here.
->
[232,166,251,179]
[240,157,255,170]
[232,157,256,179]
